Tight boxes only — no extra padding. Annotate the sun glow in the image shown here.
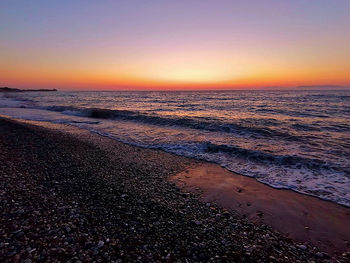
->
[143,62,236,84]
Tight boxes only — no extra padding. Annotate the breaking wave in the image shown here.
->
[44,105,301,140]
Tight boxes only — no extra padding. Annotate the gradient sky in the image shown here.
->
[1,0,350,90]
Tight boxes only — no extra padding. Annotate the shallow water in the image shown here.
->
[1,90,349,206]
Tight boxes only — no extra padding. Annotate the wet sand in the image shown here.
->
[171,164,350,255]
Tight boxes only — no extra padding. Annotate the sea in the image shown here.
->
[1,90,349,207]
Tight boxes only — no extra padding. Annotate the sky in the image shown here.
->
[1,0,350,90]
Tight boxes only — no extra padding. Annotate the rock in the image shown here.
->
[84,242,94,249]
[193,220,201,226]
[14,231,25,239]
[315,252,323,258]
[298,245,307,250]
[223,211,230,217]
[97,241,104,248]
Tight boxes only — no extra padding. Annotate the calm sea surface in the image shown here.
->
[1,90,350,206]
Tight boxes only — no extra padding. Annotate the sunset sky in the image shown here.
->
[1,0,350,90]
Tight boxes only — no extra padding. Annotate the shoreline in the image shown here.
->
[1,116,349,262]
[171,164,350,255]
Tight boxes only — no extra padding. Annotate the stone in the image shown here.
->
[97,241,104,248]
[298,245,307,250]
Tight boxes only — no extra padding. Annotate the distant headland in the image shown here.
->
[0,87,57,92]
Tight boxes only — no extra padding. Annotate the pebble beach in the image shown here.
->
[0,116,349,262]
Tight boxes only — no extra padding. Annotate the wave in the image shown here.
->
[255,108,330,118]
[44,105,300,140]
[42,105,350,175]
[202,142,348,174]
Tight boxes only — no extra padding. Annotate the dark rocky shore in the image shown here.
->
[0,117,346,262]
[0,87,57,92]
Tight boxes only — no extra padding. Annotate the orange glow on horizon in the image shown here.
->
[2,61,349,91]
[2,41,349,90]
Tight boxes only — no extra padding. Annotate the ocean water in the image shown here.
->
[1,90,350,206]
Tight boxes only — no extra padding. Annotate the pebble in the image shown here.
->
[298,245,307,250]
[97,241,104,248]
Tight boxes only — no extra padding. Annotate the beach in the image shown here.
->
[0,116,349,262]
[172,165,350,255]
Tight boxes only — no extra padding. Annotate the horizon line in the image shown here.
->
[4,86,350,92]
